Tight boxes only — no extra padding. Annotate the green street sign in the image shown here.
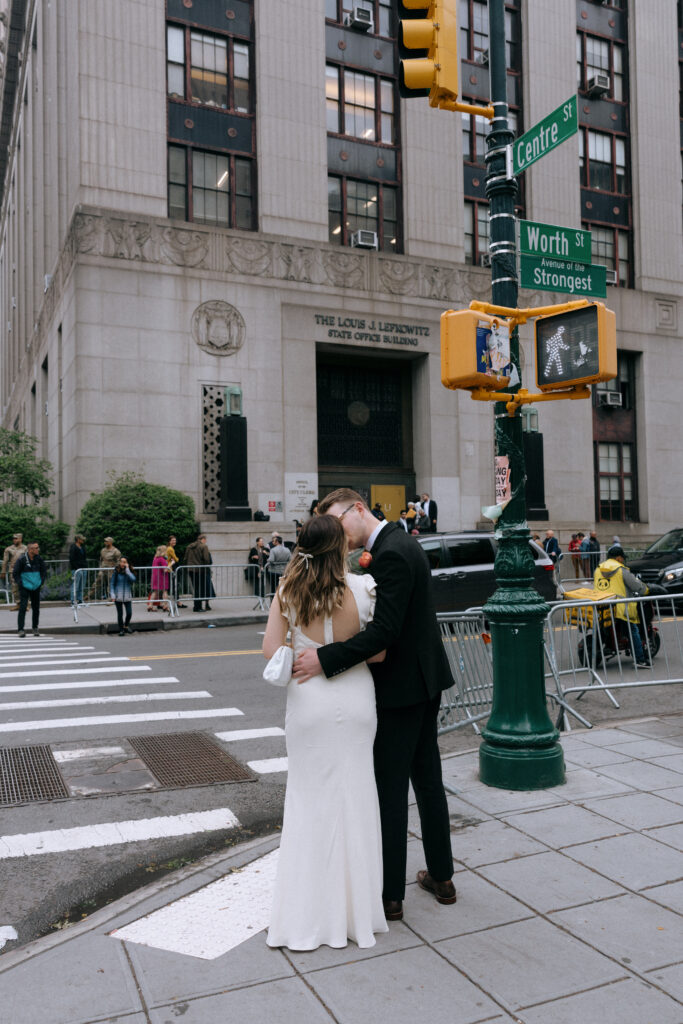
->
[512,96,578,175]
[520,254,606,299]
[519,220,591,264]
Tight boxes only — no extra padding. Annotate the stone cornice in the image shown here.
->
[65,206,492,309]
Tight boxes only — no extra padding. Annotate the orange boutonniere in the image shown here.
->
[358,551,373,569]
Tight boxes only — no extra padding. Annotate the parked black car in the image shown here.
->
[627,529,683,604]
[415,532,557,613]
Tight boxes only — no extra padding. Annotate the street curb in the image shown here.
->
[0,832,281,971]
[0,611,269,637]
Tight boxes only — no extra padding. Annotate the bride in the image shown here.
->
[263,513,388,951]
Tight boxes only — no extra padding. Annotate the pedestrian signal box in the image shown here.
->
[441,310,512,391]
[535,302,616,392]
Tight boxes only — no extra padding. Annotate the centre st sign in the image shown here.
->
[512,96,578,176]
[519,220,591,264]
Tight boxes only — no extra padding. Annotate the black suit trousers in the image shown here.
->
[373,693,453,899]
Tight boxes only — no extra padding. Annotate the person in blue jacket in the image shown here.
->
[110,557,136,636]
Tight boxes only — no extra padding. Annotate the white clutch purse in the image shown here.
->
[263,645,293,686]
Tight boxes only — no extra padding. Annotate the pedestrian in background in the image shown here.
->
[166,534,185,608]
[110,557,136,635]
[587,530,601,575]
[2,532,27,609]
[87,537,121,600]
[421,492,438,532]
[266,534,291,597]
[248,536,269,597]
[69,534,88,606]
[568,532,583,579]
[184,533,212,612]
[13,541,47,637]
[149,544,171,612]
[543,529,561,564]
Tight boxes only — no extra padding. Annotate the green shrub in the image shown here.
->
[75,473,198,567]
[0,502,69,559]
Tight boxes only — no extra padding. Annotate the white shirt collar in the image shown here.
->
[366,518,389,551]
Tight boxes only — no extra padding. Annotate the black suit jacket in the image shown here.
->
[425,499,438,528]
[317,523,452,709]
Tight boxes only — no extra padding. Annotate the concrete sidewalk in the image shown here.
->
[0,598,268,635]
[1,715,682,1024]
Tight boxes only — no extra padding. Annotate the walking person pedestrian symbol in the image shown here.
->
[543,325,569,377]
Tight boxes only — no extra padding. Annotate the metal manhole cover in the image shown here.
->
[127,732,255,788]
[0,745,69,806]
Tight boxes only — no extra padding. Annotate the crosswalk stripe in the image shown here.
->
[0,708,245,733]
[110,849,278,959]
[0,808,241,858]
[0,657,129,669]
[0,676,179,694]
[0,646,88,655]
[247,757,288,774]
[0,691,212,711]
[0,665,151,679]
[215,728,285,742]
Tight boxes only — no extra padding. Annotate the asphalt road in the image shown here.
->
[0,618,680,954]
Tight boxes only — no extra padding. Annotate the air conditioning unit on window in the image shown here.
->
[605,268,618,285]
[479,252,492,268]
[598,391,622,407]
[350,229,379,250]
[587,73,610,97]
[475,49,489,65]
[344,6,374,32]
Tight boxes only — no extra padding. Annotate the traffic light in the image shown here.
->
[441,310,512,390]
[535,302,616,391]
[397,0,459,108]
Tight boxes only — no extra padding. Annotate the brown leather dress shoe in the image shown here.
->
[416,870,457,905]
[382,898,403,921]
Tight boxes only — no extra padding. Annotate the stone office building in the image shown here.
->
[0,0,681,557]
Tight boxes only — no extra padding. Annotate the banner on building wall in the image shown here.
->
[284,474,318,522]
[257,494,283,517]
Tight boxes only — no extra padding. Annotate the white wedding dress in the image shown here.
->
[267,572,388,951]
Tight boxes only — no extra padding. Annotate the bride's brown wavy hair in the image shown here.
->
[278,514,347,627]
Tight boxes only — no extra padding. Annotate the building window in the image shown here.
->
[597,442,635,521]
[166,23,252,114]
[595,351,635,409]
[328,176,397,250]
[326,65,395,144]
[326,0,393,37]
[464,200,489,264]
[577,33,625,103]
[579,129,627,194]
[585,224,630,287]
[168,145,254,229]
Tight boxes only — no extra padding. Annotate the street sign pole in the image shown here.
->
[479,0,565,790]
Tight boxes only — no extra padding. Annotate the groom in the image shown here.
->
[293,488,455,921]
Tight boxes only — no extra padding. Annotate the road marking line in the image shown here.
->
[0,657,129,669]
[128,649,262,661]
[0,666,151,679]
[0,691,212,711]
[53,747,126,762]
[0,676,179,694]
[110,849,278,959]
[0,708,244,733]
[215,727,285,742]
[0,808,241,859]
[0,652,102,662]
[247,757,288,774]
[0,926,18,950]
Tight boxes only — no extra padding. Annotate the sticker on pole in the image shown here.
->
[494,455,511,508]
[441,310,514,391]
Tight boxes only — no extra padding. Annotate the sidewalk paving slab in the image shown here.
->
[0,716,681,1024]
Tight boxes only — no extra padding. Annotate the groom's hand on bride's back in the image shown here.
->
[292,649,322,683]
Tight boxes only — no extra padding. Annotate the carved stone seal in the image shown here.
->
[191,300,245,356]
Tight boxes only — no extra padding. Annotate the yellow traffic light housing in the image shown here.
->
[441,309,512,391]
[398,0,459,108]
[535,302,616,391]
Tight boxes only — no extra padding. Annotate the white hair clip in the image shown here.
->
[298,552,314,571]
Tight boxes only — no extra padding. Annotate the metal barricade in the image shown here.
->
[174,563,268,611]
[437,612,494,736]
[544,592,683,730]
[72,565,177,622]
